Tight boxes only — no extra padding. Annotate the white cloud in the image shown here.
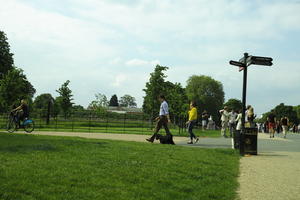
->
[0,0,299,112]
[125,59,160,67]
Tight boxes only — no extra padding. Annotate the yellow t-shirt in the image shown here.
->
[188,107,197,121]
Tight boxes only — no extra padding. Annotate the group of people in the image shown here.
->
[265,113,291,138]
[218,105,255,138]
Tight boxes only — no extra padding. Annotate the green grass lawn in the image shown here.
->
[0,133,239,200]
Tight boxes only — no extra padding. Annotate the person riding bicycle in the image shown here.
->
[11,99,29,127]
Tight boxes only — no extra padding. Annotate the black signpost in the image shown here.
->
[229,53,273,156]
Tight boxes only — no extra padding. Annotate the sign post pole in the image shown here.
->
[240,53,249,156]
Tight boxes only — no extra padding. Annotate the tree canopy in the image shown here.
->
[224,98,243,112]
[56,80,74,118]
[119,94,137,107]
[0,31,14,75]
[109,94,119,107]
[186,75,225,122]
[0,68,36,112]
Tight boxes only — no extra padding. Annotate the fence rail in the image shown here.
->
[0,111,188,136]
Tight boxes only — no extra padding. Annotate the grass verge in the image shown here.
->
[0,133,239,200]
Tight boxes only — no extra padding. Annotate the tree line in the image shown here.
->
[1,30,299,125]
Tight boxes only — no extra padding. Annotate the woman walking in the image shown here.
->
[186,101,199,144]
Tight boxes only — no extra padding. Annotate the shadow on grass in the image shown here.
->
[0,143,58,153]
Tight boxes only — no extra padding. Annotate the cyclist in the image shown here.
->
[11,99,29,127]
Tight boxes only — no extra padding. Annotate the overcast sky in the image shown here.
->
[1,0,300,116]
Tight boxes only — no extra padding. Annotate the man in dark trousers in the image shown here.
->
[146,95,172,143]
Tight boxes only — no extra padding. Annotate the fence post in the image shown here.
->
[106,112,108,133]
[71,112,74,132]
[123,113,126,134]
[88,111,91,133]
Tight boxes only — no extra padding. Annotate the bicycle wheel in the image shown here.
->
[7,117,16,133]
[24,120,35,133]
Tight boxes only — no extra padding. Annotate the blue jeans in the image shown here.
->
[188,120,197,140]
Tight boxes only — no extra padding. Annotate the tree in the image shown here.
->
[224,98,243,112]
[56,80,74,118]
[88,93,108,113]
[0,31,14,76]
[293,105,300,122]
[143,65,168,117]
[119,94,137,107]
[261,103,298,124]
[185,75,225,124]
[109,94,119,107]
[0,68,36,112]
[33,93,54,112]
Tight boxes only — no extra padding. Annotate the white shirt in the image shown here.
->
[236,113,242,130]
[229,112,237,123]
[220,110,229,122]
[159,101,169,116]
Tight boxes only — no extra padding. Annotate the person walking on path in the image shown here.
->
[229,109,238,138]
[186,101,199,144]
[219,106,230,138]
[281,117,289,138]
[146,95,172,143]
[201,110,209,131]
[267,112,276,138]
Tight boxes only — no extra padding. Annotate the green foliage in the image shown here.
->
[164,81,188,117]
[143,65,168,117]
[0,133,240,200]
[119,94,137,107]
[109,94,119,107]
[33,93,54,114]
[186,75,225,123]
[0,68,36,112]
[56,80,74,118]
[143,65,188,119]
[0,31,14,75]
[260,103,298,124]
[88,93,108,114]
[224,98,243,112]
[293,105,300,122]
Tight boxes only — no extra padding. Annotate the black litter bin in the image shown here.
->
[243,127,258,155]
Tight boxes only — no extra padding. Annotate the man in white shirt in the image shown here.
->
[146,95,172,143]
[219,106,230,138]
[229,110,238,137]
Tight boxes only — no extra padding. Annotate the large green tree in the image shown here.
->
[185,75,225,123]
[260,103,298,124]
[0,31,14,76]
[143,65,188,120]
[224,98,243,112]
[33,93,54,113]
[143,65,168,117]
[109,94,119,107]
[119,94,137,107]
[56,80,74,118]
[0,68,36,112]
[88,93,108,113]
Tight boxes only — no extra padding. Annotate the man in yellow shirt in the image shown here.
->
[186,101,199,144]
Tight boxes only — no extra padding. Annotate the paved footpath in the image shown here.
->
[238,133,300,200]
[12,131,300,200]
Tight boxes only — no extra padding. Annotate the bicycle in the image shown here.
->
[7,111,35,133]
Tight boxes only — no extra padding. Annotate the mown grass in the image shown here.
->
[0,133,239,200]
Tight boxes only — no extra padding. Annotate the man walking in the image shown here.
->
[219,106,230,138]
[201,110,209,131]
[229,109,237,137]
[146,95,172,143]
[267,112,276,138]
[281,117,289,138]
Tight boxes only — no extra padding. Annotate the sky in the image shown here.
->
[0,0,300,116]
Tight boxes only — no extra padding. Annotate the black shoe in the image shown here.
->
[194,138,199,144]
[146,138,154,143]
[187,141,193,144]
